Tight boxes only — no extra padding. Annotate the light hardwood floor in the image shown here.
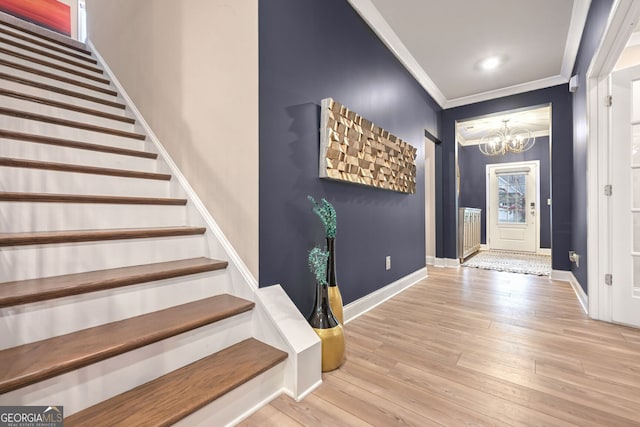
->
[240,267,640,426]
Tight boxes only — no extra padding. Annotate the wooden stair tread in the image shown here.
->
[0,58,117,96]
[0,45,105,81]
[65,338,287,427]
[0,294,255,394]
[0,27,97,64]
[0,158,169,180]
[0,257,228,308]
[0,226,206,247]
[0,17,91,55]
[0,35,102,72]
[0,192,186,205]
[0,130,156,158]
[0,88,135,123]
[0,72,125,108]
[0,107,145,140]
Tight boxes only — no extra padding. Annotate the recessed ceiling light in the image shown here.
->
[479,56,502,71]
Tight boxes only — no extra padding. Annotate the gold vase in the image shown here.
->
[308,281,345,372]
[326,237,344,324]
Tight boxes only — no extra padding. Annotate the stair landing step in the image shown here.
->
[0,15,91,55]
[0,257,228,308]
[0,192,186,205]
[0,158,169,180]
[65,338,286,427]
[0,294,255,394]
[0,130,156,159]
[0,226,206,247]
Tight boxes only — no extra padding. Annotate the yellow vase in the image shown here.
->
[328,285,343,324]
[326,238,344,324]
[313,324,345,372]
[308,282,345,372]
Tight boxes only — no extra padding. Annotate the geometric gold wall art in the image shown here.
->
[319,98,417,194]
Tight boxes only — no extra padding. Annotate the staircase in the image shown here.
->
[0,12,306,426]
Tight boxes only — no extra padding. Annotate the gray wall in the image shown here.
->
[259,0,440,315]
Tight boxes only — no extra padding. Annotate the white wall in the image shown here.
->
[86,0,259,278]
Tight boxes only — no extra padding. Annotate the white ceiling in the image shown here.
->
[348,0,591,109]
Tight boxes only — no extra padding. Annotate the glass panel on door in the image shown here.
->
[497,174,526,224]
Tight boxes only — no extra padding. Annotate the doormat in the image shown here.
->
[462,250,551,276]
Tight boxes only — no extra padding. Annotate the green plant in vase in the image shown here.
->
[307,246,344,372]
[308,196,343,324]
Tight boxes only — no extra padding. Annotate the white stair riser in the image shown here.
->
[0,52,111,90]
[0,64,118,104]
[0,95,138,132]
[0,139,158,171]
[0,119,147,152]
[0,78,128,117]
[176,363,285,427]
[0,270,231,348]
[0,313,254,416]
[0,234,207,282]
[2,167,171,197]
[0,39,103,77]
[0,26,93,60]
[1,203,186,232]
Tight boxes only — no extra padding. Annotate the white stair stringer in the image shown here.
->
[0,311,254,417]
[90,40,322,414]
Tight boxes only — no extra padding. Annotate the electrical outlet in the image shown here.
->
[385,256,391,270]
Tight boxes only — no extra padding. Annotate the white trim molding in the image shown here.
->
[426,256,436,266]
[344,267,428,323]
[551,270,588,314]
[434,258,461,268]
[346,0,590,109]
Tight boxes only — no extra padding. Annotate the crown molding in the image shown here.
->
[347,0,447,108]
[348,0,588,110]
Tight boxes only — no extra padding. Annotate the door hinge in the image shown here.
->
[605,273,613,286]
[604,184,612,196]
[606,95,613,107]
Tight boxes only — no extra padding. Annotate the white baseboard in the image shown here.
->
[343,267,428,323]
[480,244,488,251]
[434,258,461,268]
[538,248,551,255]
[426,255,436,266]
[550,270,588,314]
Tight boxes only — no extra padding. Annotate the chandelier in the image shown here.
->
[478,119,535,156]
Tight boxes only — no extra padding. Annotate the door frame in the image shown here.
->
[486,160,541,253]
[587,0,640,321]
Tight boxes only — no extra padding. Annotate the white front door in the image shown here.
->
[610,64,640,327]
[487,162,538,253]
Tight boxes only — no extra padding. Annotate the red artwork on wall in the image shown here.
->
[0,0,71,36]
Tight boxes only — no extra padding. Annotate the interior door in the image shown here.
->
[487,163,537,252]
[610,64,640,327]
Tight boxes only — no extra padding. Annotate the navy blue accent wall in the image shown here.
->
[259,0,440,314]
[458,136,551,248]
[440,85,573,270]
[571,0,614,293]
